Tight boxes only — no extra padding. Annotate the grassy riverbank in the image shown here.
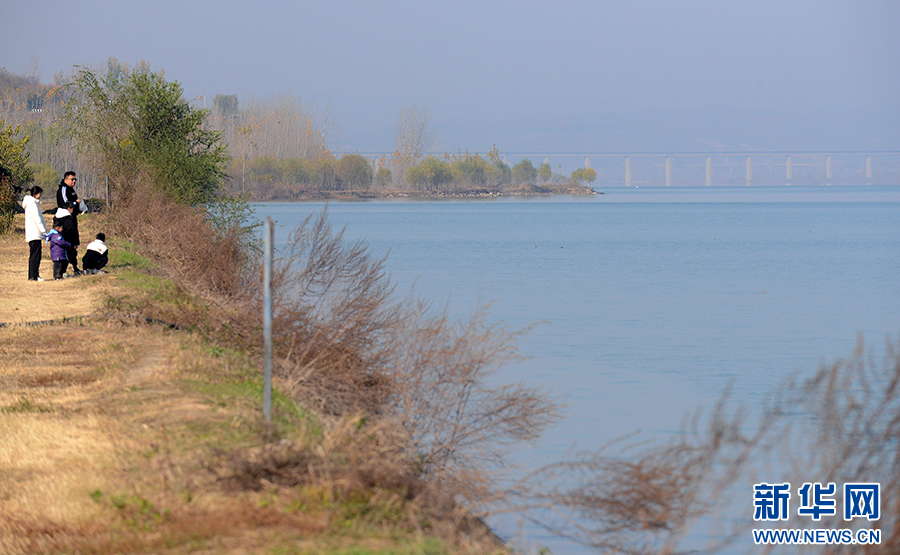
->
[0,212,505,555]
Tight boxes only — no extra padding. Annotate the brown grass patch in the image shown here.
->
[0,314,408,554]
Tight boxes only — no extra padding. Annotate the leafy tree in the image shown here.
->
[0,121,33,188]
[486,145,511,186]
[336,154,373,190]
[405,164,425,188]
[420,157,452,189]
[65,61,228,206]
[512,158,537,184]
[280,157,312,184]
[570,167,597,185]
[374,166,392,188]
[450,153,494,187]
[0,121,33,233]
[539,161,552,183]
[311,157,338,190]
[246,155,280,186]
[406,156,452,190]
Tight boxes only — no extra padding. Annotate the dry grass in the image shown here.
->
[0,320,397,555]
[0,322,177,554]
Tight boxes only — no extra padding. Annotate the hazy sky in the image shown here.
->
[3,0,899,152]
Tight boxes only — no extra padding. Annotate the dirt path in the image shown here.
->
[0,213,117,324]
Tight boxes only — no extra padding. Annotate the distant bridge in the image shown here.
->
[500,150,900,187]
[348,149,900,187]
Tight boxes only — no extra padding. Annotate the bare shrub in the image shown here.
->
[750,336,900,554]
[269,211,397,416]
[488,395,759,555]
[262,210,560,514]
[387,300,561,503]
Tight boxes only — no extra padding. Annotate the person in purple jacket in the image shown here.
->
[45,218,73,280]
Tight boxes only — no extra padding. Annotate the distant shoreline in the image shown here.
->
[249,184,601,202]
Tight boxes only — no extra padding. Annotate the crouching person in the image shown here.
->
[83,233,109,274]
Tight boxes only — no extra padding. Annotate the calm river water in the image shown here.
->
[252,186,900,553]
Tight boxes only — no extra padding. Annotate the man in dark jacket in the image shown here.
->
[55,202,81,275]
[56,171,79,212]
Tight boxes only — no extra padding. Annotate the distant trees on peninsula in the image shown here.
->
[0,60,596,200]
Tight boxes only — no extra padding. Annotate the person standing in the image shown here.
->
[23,186,47,281]
[56,171,79,211]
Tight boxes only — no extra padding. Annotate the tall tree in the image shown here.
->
[65,60,228,206]
[392,104,434,185]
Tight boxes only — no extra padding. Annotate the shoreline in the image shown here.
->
[246,184,601,202]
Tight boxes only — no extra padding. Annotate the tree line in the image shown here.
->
[2,62,595,201]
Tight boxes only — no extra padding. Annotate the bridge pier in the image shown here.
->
[866,155,873,182]
[625,156,632,187]
[706,156,712,187]
[665,157,672,187]
[826,155,833,184]
[746,156,752,186]
[786,155,792,183]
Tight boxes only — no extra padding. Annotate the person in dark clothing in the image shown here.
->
[54,202,81,275]
[56,171,79,212]
[82,233,109,273]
